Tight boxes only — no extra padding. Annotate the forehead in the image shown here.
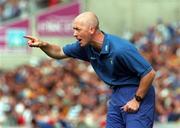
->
[72,19,88,29]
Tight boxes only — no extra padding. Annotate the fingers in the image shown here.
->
[23,35,36,41]
[121,105,137,113]
[121,105,129,112]
[121,105,131,112]
[24,35,40,47]
[28,40,35,46]
[121,98,140,113]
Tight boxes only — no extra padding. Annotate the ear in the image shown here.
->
[89,27,96,34]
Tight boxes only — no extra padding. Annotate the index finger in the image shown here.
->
[23,35,36,40]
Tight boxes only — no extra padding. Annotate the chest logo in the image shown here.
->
[110,58,113,65]
[90,57,96,60]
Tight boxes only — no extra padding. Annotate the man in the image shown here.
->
[24,12,156,128]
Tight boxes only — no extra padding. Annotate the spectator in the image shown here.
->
[0,20,179,127]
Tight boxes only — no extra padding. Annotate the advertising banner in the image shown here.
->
[36,1,81,37]
[0,19,30,52]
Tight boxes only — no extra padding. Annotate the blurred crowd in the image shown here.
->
[0,59,109,128]
[0,1,179,128]
[128,20,180,123]
[0,0,29,22]
[0,20,179,128]
[36,0,63,9]
[0,0,64,23]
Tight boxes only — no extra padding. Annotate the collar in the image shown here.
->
[100,32,110,55]
[90,32,110,56]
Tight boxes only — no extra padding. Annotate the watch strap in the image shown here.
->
[134,94,143,102]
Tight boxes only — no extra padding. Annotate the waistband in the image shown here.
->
[109,84,138,90]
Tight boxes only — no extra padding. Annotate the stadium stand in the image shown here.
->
[0,0,179,128]
[0,20,179,128]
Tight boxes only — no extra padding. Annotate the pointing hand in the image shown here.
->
[24,35,42,47]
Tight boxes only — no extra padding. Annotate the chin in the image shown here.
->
[80,43,86,47]
[79,42,87,47]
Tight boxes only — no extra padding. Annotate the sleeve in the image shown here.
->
[118,47,152,78]
[63,41,89,62]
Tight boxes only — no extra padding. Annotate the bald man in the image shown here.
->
[24,12,156,128]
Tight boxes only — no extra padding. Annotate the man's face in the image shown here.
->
[72,20,93,47]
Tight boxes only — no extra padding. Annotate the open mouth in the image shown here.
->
[77,39,82,42]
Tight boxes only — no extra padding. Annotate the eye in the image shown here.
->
[73,27,81,31]
[77,28,81,31]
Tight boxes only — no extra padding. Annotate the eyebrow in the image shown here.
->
[73,27,80,30]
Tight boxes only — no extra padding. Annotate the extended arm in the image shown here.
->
[24,36,68,59]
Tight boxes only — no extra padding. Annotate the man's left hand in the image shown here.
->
[121,98,140,113]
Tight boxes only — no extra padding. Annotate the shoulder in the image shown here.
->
[64,41,88,50]
[63,41,87,54]
[105,33,136,54]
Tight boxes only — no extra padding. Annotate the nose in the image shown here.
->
[73,30,78,37]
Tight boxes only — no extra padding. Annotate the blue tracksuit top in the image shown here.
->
[63,32,152,87]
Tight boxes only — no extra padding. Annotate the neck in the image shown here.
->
[90,30,104,52]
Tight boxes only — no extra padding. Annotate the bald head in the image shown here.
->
[74,12,99,29]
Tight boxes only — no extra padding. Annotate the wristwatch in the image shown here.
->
[134,95,143,102]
